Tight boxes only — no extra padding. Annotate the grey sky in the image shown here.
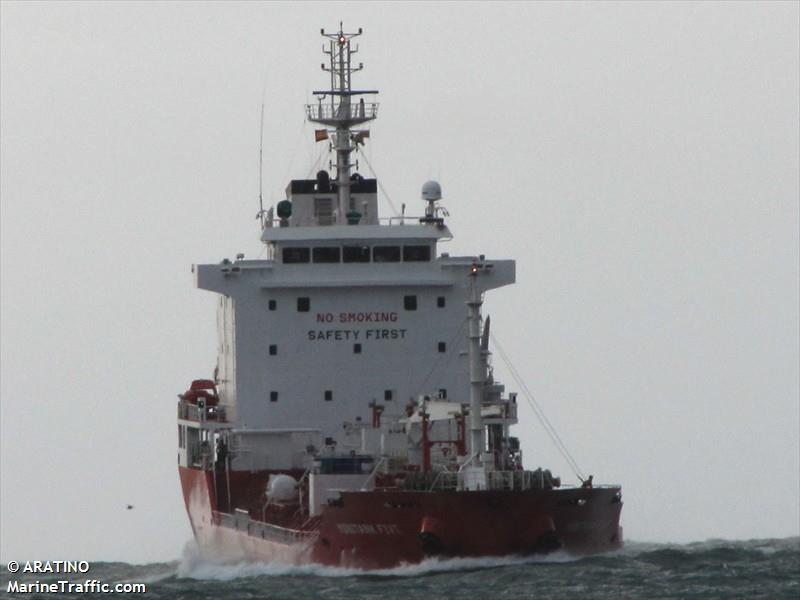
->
[1,2,798,563]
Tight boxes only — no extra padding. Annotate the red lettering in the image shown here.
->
[335,311,399,323]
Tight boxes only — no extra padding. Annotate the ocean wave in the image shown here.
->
[73,537,798,584]
[173,541,581,581]
[29,538,794,600]
[170,538,799,582]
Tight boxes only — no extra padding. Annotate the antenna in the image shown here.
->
[255,71,270,230]
[306,24,378,223]
[258,98,265,229]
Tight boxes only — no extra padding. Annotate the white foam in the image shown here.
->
[175,540,579,581]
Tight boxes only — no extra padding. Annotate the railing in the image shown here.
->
[404,468,563,492]
[177,401,226,423]
[429,471,459,491]
[213,510,318,544]
[189,441,213,470]
[264,214,433,228]
[401,471,458,491]
[484,469,560,491]
[305,102,379,122]
[360,456,386,490]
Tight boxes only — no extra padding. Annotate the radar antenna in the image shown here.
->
[306,23,379,223]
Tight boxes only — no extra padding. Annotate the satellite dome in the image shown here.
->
[421,180,442,201]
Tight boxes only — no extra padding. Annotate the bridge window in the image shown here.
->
[343,245,371,263]
[373,246,401,263]
[283,247,310,264]
[313,247,341,263]
[437,296,446,308]
[438,342,446,353]
[270,391,278,403]
[403,245,431,262]
[268,299,277,310]
[404,295,417,311]
[324,390,333,402]
[353,343,362,354]
[297,297,310,312]
[384,390,393,401]
[269,345,277,356]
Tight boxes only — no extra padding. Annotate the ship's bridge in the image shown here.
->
[261,225,451,276]
[259,172,453,268]
[262,223,451,243]
[261,223,451,269]
[267,174,382,228]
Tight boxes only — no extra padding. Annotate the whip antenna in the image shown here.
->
[257,97,265,228]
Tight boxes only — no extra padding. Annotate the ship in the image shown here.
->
[177,25,623,569]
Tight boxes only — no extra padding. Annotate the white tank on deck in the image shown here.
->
[267,474,298,503]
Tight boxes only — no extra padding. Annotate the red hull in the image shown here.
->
[180,466,622,569]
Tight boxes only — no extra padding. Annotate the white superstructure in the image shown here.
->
[189,24,515,472]
[195,227,514,431]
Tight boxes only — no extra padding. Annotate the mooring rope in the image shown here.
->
[489,332,586,482]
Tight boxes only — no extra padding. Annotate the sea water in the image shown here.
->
[2,537,797,599]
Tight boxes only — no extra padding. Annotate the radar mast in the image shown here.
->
[306,23,378,223]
